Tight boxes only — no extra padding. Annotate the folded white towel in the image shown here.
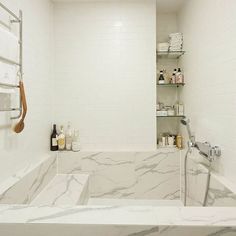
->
[169,33,183,37]
[0,26,18,62]
[0,62,18,93]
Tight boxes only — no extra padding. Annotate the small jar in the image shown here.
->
[162,136,166,147]
[167,107,175,116]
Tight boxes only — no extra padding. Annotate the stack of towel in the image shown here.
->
[157,42,169,52]
[0,26,19,94]
[169,33,183,52]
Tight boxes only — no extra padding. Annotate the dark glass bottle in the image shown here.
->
[50,124,58,151]
[158,70,165,84]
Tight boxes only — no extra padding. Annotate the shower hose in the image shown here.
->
[184,148,212,207]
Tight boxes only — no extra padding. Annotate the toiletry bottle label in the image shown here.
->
[58,139,65,148]
[52,138,57,147]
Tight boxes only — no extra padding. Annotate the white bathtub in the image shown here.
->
[0,152,235,236]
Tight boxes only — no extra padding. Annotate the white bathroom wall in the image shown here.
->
[53,0,156,151]
[178,0,236,184]
[156,13,178,44]
[0,0,54,182]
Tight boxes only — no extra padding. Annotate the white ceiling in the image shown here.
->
[156,0,185,13]
[52,0,186,13]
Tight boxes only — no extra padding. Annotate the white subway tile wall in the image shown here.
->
[0,0,54,182]
[178,0,236,184]
[53,1,157,151]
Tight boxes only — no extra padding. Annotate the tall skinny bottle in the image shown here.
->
[66,122,73,151]
[50,124,58,151]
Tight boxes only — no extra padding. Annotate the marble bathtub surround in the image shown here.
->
[31,174,89,206]
[181,151,236,207]
[0,155,57,204]
[0,205,236,231]
[57,150,180,200]
[0,224,236,236]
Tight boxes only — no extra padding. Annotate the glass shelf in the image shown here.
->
[156,115,185,118]
[157,83,185,87]
[157,51,185,59]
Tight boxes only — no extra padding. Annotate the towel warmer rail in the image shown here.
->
[0,2,23,120]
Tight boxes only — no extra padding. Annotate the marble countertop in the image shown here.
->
[0,205,236,227]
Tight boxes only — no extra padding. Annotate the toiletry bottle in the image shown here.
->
[174,102,179,115]
[158,70,165,84]
[171,69,177,84]
[176,135,183,149]
[178,103,184,116]
[50,124,58,151]
[58,125,66,151]
[66,122,73,151]
[72,130,80,152]
[176,68,184,84]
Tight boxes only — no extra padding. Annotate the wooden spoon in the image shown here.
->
[14,81,27,133]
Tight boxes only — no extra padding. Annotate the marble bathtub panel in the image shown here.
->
[0,155,57,204]
[57,152,97,174]
[26,205,158,225]
[0,224,160,236]
[186,159,207,206]
[159,226,236,236]
[58,151,180,200]
[0,225,236,236]
[82,152,136,198]
[134,151,180,199]
[1,205,236,236]
[77,177,89,205]
[31,174,89,206]
[207,177,236,207]
[182,152,236,207]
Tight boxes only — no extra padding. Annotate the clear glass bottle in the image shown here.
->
[66,122,73,151]
[72,130,80,152]
[58,125,65,150]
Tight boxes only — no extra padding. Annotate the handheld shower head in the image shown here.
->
[181,118,195,146]
[180,118,189,126]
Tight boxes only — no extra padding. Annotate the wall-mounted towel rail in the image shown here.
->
[0,2,23,120]
[0,2,20,22]
[0,55,21,66]
[0,82,19,88]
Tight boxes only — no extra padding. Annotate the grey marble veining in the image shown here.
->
[182,151,236,207]
[31,174,89,206]
[58,150,180,200]
[0,224,236,236]
[0,155,57,204]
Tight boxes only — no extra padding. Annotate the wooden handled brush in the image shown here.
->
[14,81,27,133]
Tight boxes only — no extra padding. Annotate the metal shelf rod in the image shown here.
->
[0,82,20,88]
[0,2,20,22]
[0,3,23,120]
[0,108,21,112]
[0,55,20,66]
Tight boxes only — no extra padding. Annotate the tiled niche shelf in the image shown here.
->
[157,83,185,87]
[157,51,185,59]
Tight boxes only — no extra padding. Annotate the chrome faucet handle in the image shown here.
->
[212,146,221,157]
